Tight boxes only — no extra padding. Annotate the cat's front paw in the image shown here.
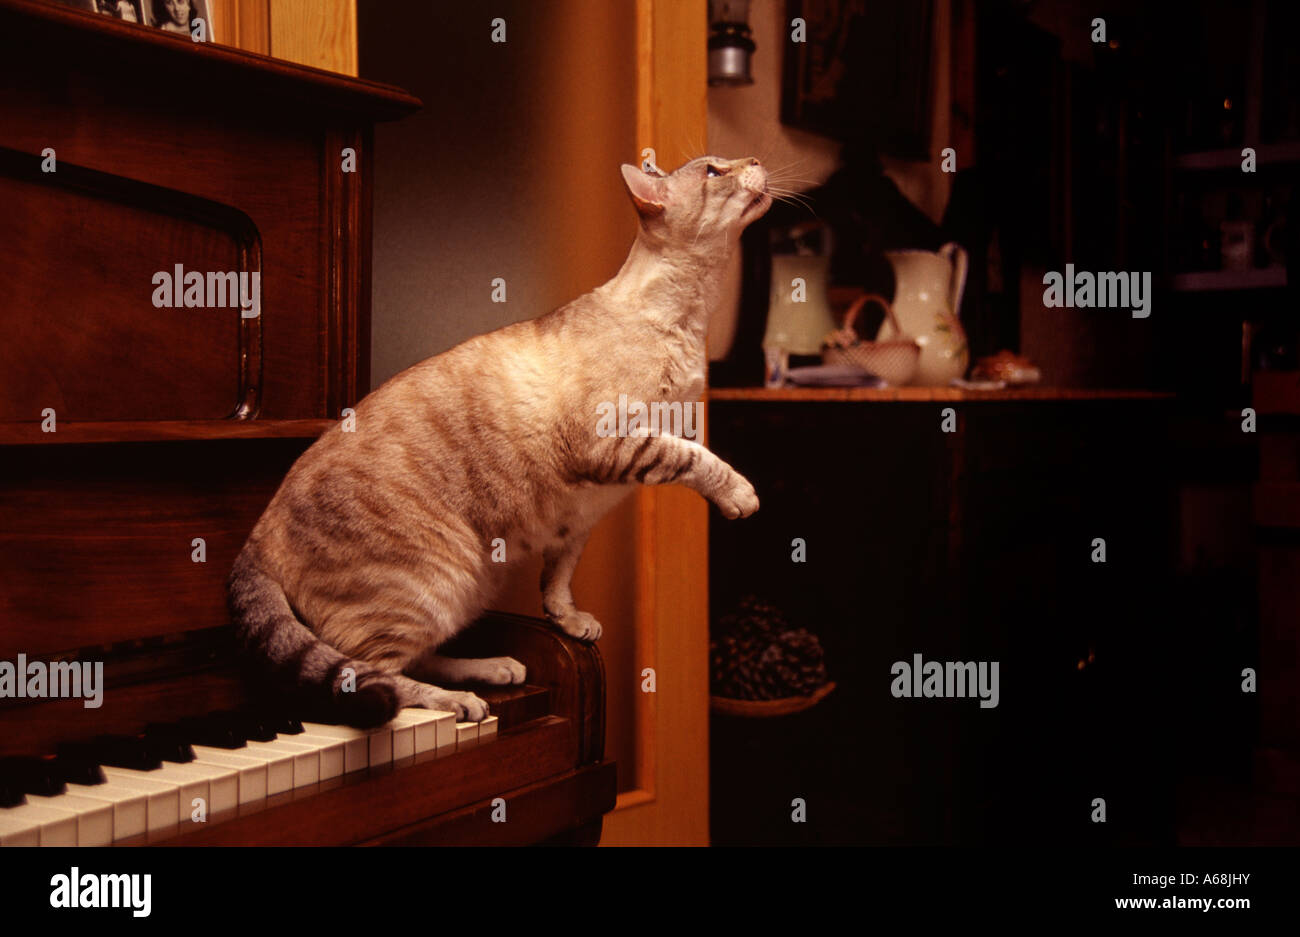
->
[416,680,491,722]
[716,476,759,519]
[478,656,527,685]
[421,687,491,722]
[547,608,604,643]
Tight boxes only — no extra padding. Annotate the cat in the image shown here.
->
[228,155,770,727]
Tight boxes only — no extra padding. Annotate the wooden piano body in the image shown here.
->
[0,0,615,845]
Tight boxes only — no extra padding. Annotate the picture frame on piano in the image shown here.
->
[142,0,211,38]
[54,0,215,41]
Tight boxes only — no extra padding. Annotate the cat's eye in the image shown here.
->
[706,164,725,177]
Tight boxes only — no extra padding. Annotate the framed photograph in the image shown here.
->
[781,0,932,158]
[56,0,216,42]
[90,0,144,23]
[143,0,213,39]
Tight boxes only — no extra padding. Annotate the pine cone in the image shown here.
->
[710,596,829,700]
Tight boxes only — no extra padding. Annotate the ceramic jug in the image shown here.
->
[875,242,969,386]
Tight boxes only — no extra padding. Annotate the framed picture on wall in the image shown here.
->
[781,0,932,158]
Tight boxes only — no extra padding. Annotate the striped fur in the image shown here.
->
[229,156,769,726]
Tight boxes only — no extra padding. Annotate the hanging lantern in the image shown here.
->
[708,0,756,86]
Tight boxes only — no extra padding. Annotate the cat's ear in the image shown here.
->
[620,164,666,218]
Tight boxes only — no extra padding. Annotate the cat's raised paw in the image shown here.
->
[717,478,759,519]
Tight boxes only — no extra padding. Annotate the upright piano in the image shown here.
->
[0,0,615,846]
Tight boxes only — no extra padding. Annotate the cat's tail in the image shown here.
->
[227,546,399,728]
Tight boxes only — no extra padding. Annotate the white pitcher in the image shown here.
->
[875,242,969,386]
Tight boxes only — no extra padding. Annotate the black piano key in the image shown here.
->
[90,734,162,772]
[270,714,304,736]
[0,781,26,808]
[232,710,278,743]
[178,713,247,749]
[53,743,107,786]
[0,756,66,797]
[141,723,196,764]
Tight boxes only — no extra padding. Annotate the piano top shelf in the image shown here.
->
[0,419,338,446]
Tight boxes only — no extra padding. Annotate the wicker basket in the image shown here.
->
[822,293,921,386]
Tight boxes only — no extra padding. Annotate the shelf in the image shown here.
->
[1170,268,1287,292]
[1173,142,1300,171]
[707,386,1175,403]
[0,419,337,445]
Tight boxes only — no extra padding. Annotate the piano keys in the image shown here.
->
[0,708,497,845]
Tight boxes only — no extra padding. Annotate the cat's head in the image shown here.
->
[620,156,770,244]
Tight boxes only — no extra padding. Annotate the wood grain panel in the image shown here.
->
[208,0,270,54]
[2,164,255,422]
[601,0,711,847]
[268,0,356,76]
[363,762,617,846]
[0,439,306,656]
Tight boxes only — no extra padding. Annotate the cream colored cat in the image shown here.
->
[229,156,770,726]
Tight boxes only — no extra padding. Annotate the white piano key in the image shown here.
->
[285,735,345,780]
[90,773,180,831]
[455,722,479,750]
[0,802,78,846]
[296,730,367,774]
[368,728,393,766]
[194,743,293,796]
[26,793,114,847]
[299,723,391,773]
[390,722,416,761]
[478,715,499,740]
[160,759,240,815]
[65,782,149,840]
[103,765,206,819]
[0,813,41,846]
[242,739,320,787]
[435,714,458,750]
[189,749,268,805]
[392,709,455,755]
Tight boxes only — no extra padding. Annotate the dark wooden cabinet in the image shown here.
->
[707,391,1189,845]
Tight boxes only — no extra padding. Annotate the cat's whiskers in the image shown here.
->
[765,186,817,216]
[764,171,820,189]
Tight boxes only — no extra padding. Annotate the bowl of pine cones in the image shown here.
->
[710,596,835,717]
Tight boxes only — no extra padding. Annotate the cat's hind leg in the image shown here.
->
[406,652,526,686]
[317,610,493,721]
